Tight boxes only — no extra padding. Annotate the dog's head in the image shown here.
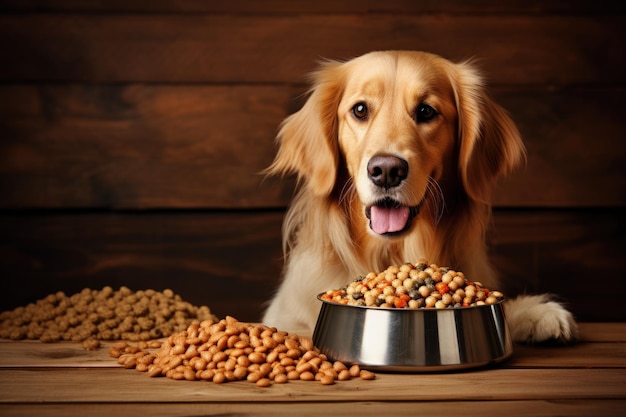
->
[268,51,525,238]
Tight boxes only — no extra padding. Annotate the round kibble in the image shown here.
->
[213,372,226,384]
[321,259,505,309]
[108,316,375,388]
[360,370,376,380]
[320,375,335,385]
[256,378,272,387]
[274,373,288,384]
[349,364,361,377]
[338,369,351,381]
[0,286,217,346]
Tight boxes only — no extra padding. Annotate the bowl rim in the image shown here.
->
[316,291,507,312]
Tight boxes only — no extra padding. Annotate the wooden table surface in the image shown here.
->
[0,322,624,417]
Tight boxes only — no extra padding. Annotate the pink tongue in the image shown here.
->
[370,205,410,234]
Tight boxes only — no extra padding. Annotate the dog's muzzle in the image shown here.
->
[365,154,420,235]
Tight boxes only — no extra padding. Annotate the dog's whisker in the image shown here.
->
[338,178,356,206]
[426,177,446,224]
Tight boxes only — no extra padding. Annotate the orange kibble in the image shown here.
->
[394,297,407,308]
[110,312,379,389]
[435,282,449,294]
[300,371,315,381]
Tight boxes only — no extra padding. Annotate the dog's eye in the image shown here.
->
[415,104,437,123]
[352,102,369,120]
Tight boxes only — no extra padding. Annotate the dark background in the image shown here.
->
[0,1,624,323]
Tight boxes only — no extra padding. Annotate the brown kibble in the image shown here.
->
[266,350,279,363]
[262,336,276,349]
[105,315,375,388]
[299,337,314,351]
[284,338,299,350]
[191,357,207,371]
[322,368,338,379]
[283,348,300,359]
[216,334,229,350]
[183,368,196,381]
[233,366,247,380]
[333,361,347,372]
[299,371,315,381]
[349,364,361,377]
[224,357,237,371]
[338,369,351,381]
[360,370,376,380]
[274,373,288,384]
[246,371,261,383]
[226,334,238,348]
[112,341,128,349]
[139,354,155,366]
[296,362,312,374]
[248,351,265,364]
[320,375,335,385]
[236,355,250,367]
[199,369,215,380]
[0,287,218,344]
[212,372,226,384]
[259,362,272,377]
[167,356,182,369]
[148,366,163,377]
[108,348,122,358]
[212,351,227,363]
[280,357,295,367]
[122,355,137,369]
[256,378,272,387]
[171,371,185,380]
[309,356,322,368]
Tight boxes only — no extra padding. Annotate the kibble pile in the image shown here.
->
[0,286,217,347]
[110,315,375,387]
[321,259,505,309]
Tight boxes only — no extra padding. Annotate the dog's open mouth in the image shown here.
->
[365,198,422,236]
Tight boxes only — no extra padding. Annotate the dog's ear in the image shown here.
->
[265,60,344,197]
[451,61,526,203]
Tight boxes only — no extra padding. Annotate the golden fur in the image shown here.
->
[262,51,577,343]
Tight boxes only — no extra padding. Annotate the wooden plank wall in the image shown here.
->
[0,1,624,323]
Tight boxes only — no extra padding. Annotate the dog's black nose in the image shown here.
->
[367,155,408,189]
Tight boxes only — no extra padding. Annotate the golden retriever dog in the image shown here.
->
[262,51,577,343]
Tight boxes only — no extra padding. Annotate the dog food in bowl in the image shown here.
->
[313,259,513,371]
[320,259,505,309]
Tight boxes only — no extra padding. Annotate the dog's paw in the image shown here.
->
[504,294,578,344]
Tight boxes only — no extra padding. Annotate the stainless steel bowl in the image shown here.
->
[313,294,513,372]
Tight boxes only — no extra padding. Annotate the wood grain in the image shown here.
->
[0,4,623,415]
[491,87,626,207]
[1,0,624,14]
[0,14,622,84]
[1,401,625,417]
[0,209,623,322]
[0,324,623,416]
[0,323,620,368]
[489,208,626,321]
[0,85,294,209]
[0,211,286,322]
[1,85,624,209]
[0,367,623,402]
